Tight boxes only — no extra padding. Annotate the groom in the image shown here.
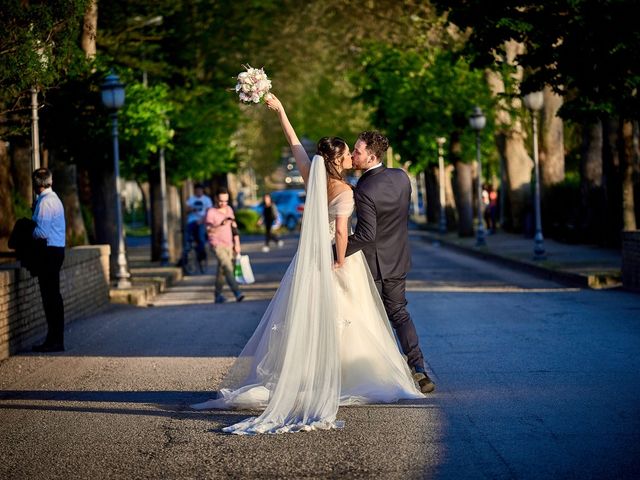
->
[346,131,435,393]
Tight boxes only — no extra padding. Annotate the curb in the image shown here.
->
[109,265,183,306]
[418,231,621,289]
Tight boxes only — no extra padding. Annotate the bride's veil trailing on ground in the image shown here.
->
[211,154,342,433]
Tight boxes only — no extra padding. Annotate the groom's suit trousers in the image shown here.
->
[374,275,424,370]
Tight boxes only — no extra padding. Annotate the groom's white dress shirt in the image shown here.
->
[364,163,383,174]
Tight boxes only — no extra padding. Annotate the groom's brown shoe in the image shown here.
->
[413,370,436,394]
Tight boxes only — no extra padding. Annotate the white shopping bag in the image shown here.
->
[234,254,255,284]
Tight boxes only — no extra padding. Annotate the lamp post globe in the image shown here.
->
[523,90,546,259]
[101,73,125,110]
[523,91,544,112]
[101,72,131,288]
[469,106,487,247]
[469,106,487,131]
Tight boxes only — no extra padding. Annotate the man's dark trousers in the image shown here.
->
[374,275,423,370]
[38,247,65,346]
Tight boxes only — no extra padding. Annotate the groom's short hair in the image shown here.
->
[358,131,389,161]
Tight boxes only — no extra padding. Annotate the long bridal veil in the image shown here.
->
[194,155,342,434]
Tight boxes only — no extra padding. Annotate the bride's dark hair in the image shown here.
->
[316,137,348,181]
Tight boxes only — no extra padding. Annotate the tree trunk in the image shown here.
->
[425,167,439,225]
[0,142,15,250]
[149,163,162,262]
[50,160,88,246]
[9,141,32,205]
[89,154,119,280]
[620,120,637,231]
[486,41,533,233]
[81,0,98,59]
[603,116,622,245]
[168,183,182,263]
[634,121,640,227]
[444,164,457,230]
[137,180,151,226]
[454,161,474,236]
[496,130,533,233]
[149,168,182,263]
[77,166,95,242]
[540,86,565,188]
[581,121,603,188]
[579,120,605,243]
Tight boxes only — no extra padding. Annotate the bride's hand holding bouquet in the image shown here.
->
[265,93,282,112]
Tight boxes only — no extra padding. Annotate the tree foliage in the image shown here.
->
[118,80,174,179]
[430,0,640,120]
[0,0,90,136]
[353,43,495,171]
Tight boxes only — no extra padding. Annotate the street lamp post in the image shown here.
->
[30,40,48,180]
[523,91,546,260]
[436,137,447,234]
[469,106,487,247]
[101,72,132,288]
[31,87,41,172]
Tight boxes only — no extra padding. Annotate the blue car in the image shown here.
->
[270,189,306,231]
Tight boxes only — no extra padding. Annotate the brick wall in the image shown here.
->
[0,245,110,360]
[622,231,640,292]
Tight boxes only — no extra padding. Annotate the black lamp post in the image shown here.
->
[101,72,131,288]
[523,90,546,260]
[469,106,487,247]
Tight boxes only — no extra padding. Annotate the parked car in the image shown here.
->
[270,189,305,231]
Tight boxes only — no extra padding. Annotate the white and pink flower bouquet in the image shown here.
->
[235,65,272,104]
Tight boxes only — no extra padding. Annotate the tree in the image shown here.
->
[431,0,640,239]
[353,43,494,235]
[0,0,90,247]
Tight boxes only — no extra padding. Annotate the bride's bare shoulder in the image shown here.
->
[328,181,353,203]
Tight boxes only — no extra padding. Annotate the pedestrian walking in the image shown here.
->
[180,184,212,273]
[205,187,245,304]
[31,168,66,352]
[484,184,497,234]
[258,193,284,252]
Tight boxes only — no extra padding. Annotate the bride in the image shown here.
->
[191,94,424,434]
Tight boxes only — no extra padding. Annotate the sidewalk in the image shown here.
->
[109,233,292,306]
[108,240,184,306]
[411,218,622,289]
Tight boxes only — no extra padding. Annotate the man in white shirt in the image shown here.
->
[31,168,66,353]
[180,184,212,273]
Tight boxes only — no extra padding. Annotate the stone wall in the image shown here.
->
[0,245,110,360]
[622,231,640,292]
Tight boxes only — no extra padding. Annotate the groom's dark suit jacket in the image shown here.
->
[345,165,411,280]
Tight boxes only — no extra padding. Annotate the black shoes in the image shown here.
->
[412,369,436,394]
[32,342,65,353]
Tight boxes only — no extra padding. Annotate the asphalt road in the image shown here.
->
[1,231,639,479]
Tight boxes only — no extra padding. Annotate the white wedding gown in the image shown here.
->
[192,156,423,434]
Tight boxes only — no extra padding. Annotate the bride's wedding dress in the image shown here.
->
[192,156,423,434]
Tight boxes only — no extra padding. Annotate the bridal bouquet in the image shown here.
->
[235,65,272,104]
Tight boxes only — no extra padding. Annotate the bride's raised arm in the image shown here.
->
[265,94,311,186]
